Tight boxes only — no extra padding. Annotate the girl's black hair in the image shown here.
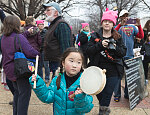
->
[56,47,84,90]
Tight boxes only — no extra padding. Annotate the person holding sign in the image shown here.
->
[29,47,93,115]
[86,8,126,114]
[114,10,144,101]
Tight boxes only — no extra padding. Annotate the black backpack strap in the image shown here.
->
[14,34,23,53]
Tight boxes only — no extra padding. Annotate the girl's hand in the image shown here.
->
[31,74,36,81]
[75,87,83,95]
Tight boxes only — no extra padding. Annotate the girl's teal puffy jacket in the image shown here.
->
[29,73,94,115]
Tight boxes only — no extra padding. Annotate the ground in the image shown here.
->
[1,76,150,115]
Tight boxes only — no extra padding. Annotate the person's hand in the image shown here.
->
[75,87,83,95]
[31,74,36,81]
[87,32,91,37]
[27,27,34,34]
[135,18,141,26]
[102,39,109,48]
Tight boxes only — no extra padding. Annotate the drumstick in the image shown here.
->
[33,55,39,89]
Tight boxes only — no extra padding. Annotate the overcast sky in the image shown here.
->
[66,0,150,19]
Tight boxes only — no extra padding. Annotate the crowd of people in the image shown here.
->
[0,1,150,115]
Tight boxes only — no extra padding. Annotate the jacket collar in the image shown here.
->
[50,16,62,25]
[60,73,82,92]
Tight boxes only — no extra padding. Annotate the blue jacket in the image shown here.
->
[29,73,94,115]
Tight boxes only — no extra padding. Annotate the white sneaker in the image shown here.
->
[4,85,9,91]
[146,79,148,85]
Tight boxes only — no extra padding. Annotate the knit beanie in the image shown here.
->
[36,20,44,25]
[81,23,89,29]
[70,26,72,30]
[101,8,118,25]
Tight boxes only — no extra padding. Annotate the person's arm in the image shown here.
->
[29,74,55,104]
[115,24,122,31]
[136,25,144,39]
[36,31,42,46]
[140,44,145,55]
[55,22,72,53]
[19,34,40,58]
[135,19,144,39]
[74,93,94,113]
[86,34,105,56]
[114,37,127,57]
[0,8,6,23]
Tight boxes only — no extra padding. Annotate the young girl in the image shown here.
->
[140,33,150,84]
[29,47,94,115]
[86,9,126,115]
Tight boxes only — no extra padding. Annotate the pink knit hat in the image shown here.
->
[101,8,118,25]
[70,26,72,30]
[36,20,44,25]
[81,23,89,29]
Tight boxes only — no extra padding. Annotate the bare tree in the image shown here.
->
[141,0,150,10]
[83,0,144,29]
[0,0,76,20]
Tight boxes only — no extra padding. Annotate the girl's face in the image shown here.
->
[102,20,114,31]
[62,52,82,77]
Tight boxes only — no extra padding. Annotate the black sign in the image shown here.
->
[125,57,145,110]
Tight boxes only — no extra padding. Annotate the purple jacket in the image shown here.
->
[1,33,40,81]
[23,24,42,52]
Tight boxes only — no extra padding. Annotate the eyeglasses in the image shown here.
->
[45,9,54,12]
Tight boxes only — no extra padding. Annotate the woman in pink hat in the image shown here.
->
[36,20,50,84]
[86,8,126,115]
[78,23,91,67]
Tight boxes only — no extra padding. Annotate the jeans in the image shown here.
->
[114,77,121,98]
[143,56,150,79]
[38,52,50,80]
[49,61,59,79]
[96,76,118,106]
[114,56,133,98]
[6,77,15,95]
[12,78,31,115]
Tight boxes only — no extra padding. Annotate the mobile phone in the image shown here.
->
[126,18,136,24]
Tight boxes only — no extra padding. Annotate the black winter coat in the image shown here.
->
[86,28,127,77]
[78,31,89,54]
[140,43,150,57]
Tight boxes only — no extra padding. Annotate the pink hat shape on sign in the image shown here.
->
[81,23,89,29]
[36,20,44,25]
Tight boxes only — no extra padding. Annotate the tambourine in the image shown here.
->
[70,66,106,99]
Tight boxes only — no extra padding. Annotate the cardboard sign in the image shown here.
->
[125,56,145,110]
